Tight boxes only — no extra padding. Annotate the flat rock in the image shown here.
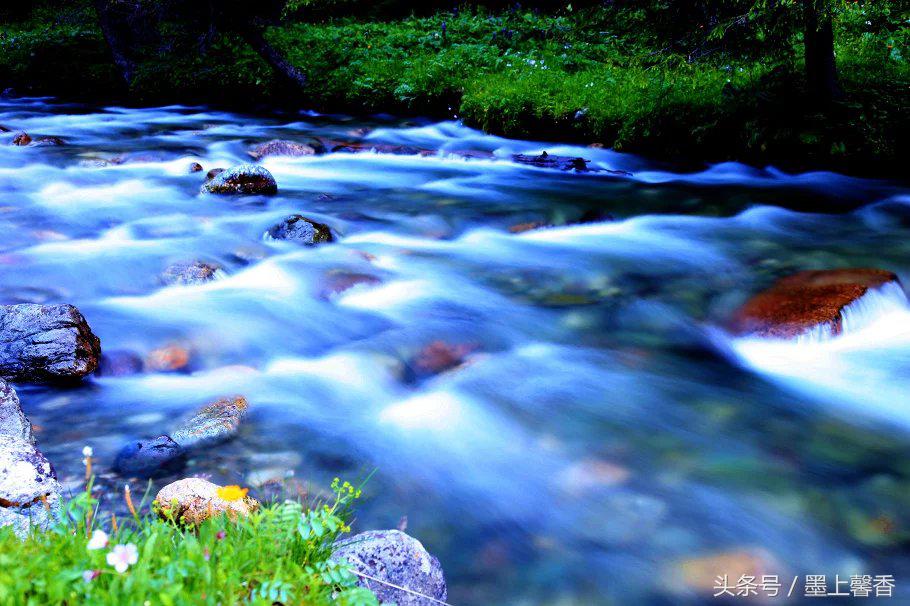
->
[0,304,102,383]
[161,261,224,286]
[333,529,447,605]
[267,215,333,246]
[0,380,31,443]
[155,477,258,525]
[0,434,61,538]
[201,164,277,195]
[731,268,901,338]
[171,395,248,449]
[513,151,590,171]
[248,139,317,160]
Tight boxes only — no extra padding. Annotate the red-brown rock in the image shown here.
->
[731,268,901,338]
[11,132,31,146]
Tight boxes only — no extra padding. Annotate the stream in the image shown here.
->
[2,96,910,604]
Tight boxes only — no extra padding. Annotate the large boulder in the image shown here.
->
[0,380,31,443]
[267,215,333,246]
[0,434,62,538]
[0,304,102,382]
[201,164,277,195]
[171,395,248,449]
[731,269,902,339]
[113,435,185,478]
[155,478,259,525]
[332,530,447,606]
[248,139,317,160]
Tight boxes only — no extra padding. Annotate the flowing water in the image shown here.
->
[2,96,910,604]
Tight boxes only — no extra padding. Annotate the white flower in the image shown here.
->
[82,445,93,457]
[82,570,100,583]
[106,543,138,573]
[86,530,109,551]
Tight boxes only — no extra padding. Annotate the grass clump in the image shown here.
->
[0,477,378,606]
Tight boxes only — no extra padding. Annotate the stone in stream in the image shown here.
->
[144,344,192,373]
[332,529,447,606]
[205,167,224,180]
[188,162,203,173]
[201,164,277,195]
[96,350,144,377]
[0,304,102,383]
[730,268,903,339]
[267,215,334,246]
[0,379,32,443]
[247,139,317,160]
[0,433,62,538]
[513,151,590,171]
[113,435,185,478]
[171,395,248,449]
[155,478,259,525]
[11,132,31,146]
[160,261,225,286]
[32,136,65,146]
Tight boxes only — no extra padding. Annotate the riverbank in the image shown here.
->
[1,3,906,176]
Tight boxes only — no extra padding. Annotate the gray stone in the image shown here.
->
[201,164,277,195]
[0,304,101,383]
[267,215,333,246]
[114,434,185,478]
[171,395,248,449]
[161,261,225,286]
[248,139,317,160]
[333,530,447,605]
[0,434,61,538]
[0,379,31,443]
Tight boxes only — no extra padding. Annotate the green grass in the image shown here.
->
[0,478,378,606]
[0,2,906,172]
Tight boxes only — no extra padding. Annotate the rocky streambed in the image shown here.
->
[1,97,910,605]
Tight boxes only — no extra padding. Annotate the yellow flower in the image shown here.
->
[216,485,249,502]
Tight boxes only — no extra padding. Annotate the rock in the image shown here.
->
[513,151,589,172]
[319,271,381,299]
[171,395,248,449]
[188,162,203,173]
[144,344,191,373]
[113,435,185,478]
[0,434,61,538]
[201,164,277,195]
[32,136,65,146]
[731,268,902,339]
[508,221,549,234]
[0,125,10,133]
[315,137,433,156]
[0,380,32,443]
[267,215,333,246]
[410,341,475,380]
[155,477,259,524]
[96,350,144,377]
[205,168,224,180]
[0,304,101,383]
[0,399,33,446]
[11,132,31,146]
[333,530,447,606]
[248,139,317,160]
[160,261,224,286]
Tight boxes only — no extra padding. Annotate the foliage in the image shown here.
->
[0,478,378,606]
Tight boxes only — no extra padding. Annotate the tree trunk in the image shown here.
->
[92,0,139,87]
[803,0,842,105]
[239,23,308,93]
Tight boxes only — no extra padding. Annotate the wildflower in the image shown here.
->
[82,446,93,457]
[87,530,109,551]
[82,570,100,583]
[216,485,249,502]
[106,543,138,574]
[203,547,211,561]
[216,530,226,540]
[124,484,137,518]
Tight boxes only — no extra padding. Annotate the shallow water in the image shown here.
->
[2,97,910,604]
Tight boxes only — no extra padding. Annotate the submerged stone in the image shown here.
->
[513,151,590,171]
[731,268,902,339]
[267,215,333,245]
[11,132,31,146]
[144,344,191,373]
[248,139,317,160]
[0,304,101,383]
[161,261,224,286]
[113,435,185,478]
[333,529,447,606]
[201,164,277,195]
[96,350,144,377]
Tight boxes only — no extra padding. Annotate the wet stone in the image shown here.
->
[114,435,185,478]
[96,350,144,378]
[267,215,334,246]
[161,261,224,286]
[201,164,277,195]
[248,139,317,160]
[171,395,248,449]
[11,132,31,146]
[0,304,102,383]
